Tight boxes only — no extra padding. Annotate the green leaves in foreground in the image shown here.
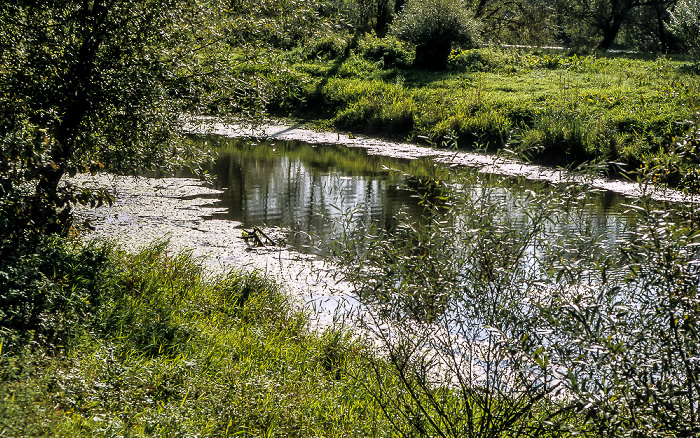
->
[0,240,391,437]
[333,167,700,437]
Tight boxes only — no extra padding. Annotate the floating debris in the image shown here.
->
[242,226,281,248]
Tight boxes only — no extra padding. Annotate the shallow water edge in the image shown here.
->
[188,117,700,205]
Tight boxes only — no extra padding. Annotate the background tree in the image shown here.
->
[345,0,396,36]
[470,0,558,46]
[669,0,700,56]
[391,0,482,69]
[227,0,346,48]
[0,0,245,249]
[554,0,679,50]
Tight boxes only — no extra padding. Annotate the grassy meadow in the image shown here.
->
[236,34,700,188]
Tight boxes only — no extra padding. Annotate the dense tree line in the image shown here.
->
[340,0,699,52]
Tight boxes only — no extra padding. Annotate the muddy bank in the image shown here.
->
[189,118,699,205]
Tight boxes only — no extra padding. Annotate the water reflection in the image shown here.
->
[196,136,643,255]
[201,137,432,252]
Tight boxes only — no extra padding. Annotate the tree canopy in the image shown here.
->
[0,0,245,247]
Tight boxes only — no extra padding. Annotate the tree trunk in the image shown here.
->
[375,0,392,37]
[655,5,669,53]
[414,42,452,70]
[597,13,627,50]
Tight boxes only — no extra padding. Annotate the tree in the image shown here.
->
[347,0,397,36]
[617,2,678,52]
[0,0,244,248]
[669,0,700,56]
[391,0,482,69]
[469,0,558,46]
[555,0,679,50]
[227,0,345,47]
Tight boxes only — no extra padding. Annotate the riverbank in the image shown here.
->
[191,117,700,204]
[4,124,699,436]
[0,238,393,436]
[235,43,700,191]
[69,172,360,330]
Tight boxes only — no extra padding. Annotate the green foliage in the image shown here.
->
[0,238,114,353]
[447,48,515,72]
[227,0,345,49]
[476,0,558,46]
[357,32,414,68]
[391,0,481,68]
[669,0,700,58]
[0,240,395,436]
[514,108,610,165]
[332,172,595,436]
[391,0,481,47]
[273,47,700,186]
[0,0,241,240]
[536,198,700,436]
[322,76,415,134]
[304,33,354,60]
[639,110,700,190]
[333,160,700,436]
[526,53,610,73]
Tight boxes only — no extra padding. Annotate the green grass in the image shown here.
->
[0,235,586,437]
[0,238,395,437]
[233,36,700,186]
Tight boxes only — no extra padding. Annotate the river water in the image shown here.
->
[72,126,692,329]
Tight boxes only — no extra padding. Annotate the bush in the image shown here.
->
[305,34,353,60]
[0,238,114,352]
[333,162,700,436]
[357,32,414,68]
[390,0,481,69]
[669,0,700,58]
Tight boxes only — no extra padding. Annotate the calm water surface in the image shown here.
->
[193,136,643,255]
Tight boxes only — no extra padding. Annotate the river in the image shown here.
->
[72,121,695,330]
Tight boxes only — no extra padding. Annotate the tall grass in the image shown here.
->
[0,239,396,437]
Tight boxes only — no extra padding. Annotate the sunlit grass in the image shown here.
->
[0,239,393,437]
[246,41,700,181]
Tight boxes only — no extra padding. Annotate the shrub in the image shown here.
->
[0,238,114,353]
[390,0,482,69]
[669,0,700,58]
[357,32,414,68]
[305,34,353,60]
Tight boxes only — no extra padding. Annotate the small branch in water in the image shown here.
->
[241,226,279,247]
